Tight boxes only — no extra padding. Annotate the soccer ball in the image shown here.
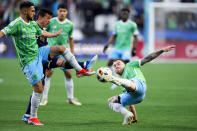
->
[96,67,112,82]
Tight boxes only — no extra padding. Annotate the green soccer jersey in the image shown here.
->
[47,17,73,47]
[2,17,42,67]
[114,20,139,50]
[121,60,146,92]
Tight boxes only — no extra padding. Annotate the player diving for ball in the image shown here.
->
[102,45,175,125]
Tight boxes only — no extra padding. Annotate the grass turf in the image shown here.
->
[0,58,197,131]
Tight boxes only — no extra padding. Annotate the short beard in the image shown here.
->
[27,14,33,21]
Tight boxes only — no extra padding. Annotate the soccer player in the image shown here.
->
[39,4,83,106]
[102,45,175,125]
[22,8,98,123]
[0,1,94,126]
[103,7,139,89]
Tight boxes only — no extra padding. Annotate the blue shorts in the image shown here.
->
[119,78,147,106]
[108,48,131,61]
[51,55,72,72]
[22,46,50,86]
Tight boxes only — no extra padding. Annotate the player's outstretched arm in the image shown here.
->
[141,45,175,66]
[0,31,5,39]
[103,35,116,53]
[42,30,62,38]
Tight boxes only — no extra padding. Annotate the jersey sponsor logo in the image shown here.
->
[117,28,127,33]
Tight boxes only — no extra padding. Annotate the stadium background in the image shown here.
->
[0,0,197,131]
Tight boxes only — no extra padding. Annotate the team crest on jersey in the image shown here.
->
[32,74,38,80]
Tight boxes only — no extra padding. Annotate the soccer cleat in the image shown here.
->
[68,98,82,106]
[28,118,44,126]
[122,112,134,125]
[22,114,30,123]
[85,55,98,70]
[76,69,95,78]
[40,99,48,106]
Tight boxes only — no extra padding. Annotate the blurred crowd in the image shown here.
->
[0,0,196,38]
[0,0,145,38]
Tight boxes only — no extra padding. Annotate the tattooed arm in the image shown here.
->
[141,45,175,66]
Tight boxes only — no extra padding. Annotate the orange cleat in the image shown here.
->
[28,118,44,126]
[76,69,95,77]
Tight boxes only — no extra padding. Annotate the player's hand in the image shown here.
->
[163,45,176,52]
[131,119,138,123]
[103,75,121,86]
[103,45,108,53]
[131,48,137,56]
[55,29,62,37]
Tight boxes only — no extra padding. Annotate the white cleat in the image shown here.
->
[40,99,48,106]
[86,55,98,70]
[122,112,134,125]
[68,98,82,106]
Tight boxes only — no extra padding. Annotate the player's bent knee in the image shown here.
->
[108,96,120,104]
[32,83,44,93]
[58,45,66,54]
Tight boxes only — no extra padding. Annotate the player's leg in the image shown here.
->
[128,105,138,123]
[28,80,44,126]
[22,95,32,123]
[48,45,95,77]
[40,69,54,106]
[47,55,97,70]
[108,95,134,125]
[22,77,46,122]
[22,60,45,125]
[63,70,82,106]
[26,46,50,125]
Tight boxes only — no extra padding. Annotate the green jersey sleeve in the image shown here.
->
[2,21,18,36]
[127,60,140,67]
[69,24,73,38]
[33,22,42,36]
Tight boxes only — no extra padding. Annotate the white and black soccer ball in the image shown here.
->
[96,67,112,82]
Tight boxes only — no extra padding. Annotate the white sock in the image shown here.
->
[31,91,41,118]
[63,50,82,72]
[109,103,130,116]
[65,78,74,99]
[42,77,51,100]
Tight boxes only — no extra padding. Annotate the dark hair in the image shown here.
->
[19,1,34,10]
[37,8,53,19]
[113,59,126,64]
[121,7,130,13]
[57,3,67,10]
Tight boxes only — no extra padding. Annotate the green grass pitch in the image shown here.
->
[0,58,197,131]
